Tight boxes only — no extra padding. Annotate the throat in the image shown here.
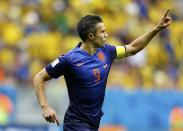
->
[80,42,98,56]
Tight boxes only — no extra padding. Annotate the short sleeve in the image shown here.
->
[45,55,69,79]
[105,44,117,59]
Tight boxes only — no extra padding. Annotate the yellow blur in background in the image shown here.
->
[0,0,183,130]
[0,0,182,90]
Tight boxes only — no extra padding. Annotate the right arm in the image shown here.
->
[33,68,60,126]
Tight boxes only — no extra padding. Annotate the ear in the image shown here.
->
[88,33,94,40]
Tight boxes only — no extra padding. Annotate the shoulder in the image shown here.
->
[102,43,116,53]
[58,47,82,63]
[100,43,117,59]
[103,43,115,48]
[102,43,116,50]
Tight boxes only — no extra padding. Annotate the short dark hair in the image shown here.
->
[77,15,103,42]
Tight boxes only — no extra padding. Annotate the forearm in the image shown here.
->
[33,75,49,108]
[128,27,160,55]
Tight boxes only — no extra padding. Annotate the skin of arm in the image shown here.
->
[124,9,172,57]
[33,68,60,126]
[33,68,51,107]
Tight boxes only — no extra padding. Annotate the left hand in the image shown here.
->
[156,9,172,30]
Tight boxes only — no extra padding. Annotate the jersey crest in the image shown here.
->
[97,51,105,62]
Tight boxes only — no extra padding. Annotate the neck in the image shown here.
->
[80,42,98,55]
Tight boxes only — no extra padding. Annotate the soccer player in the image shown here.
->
[33,9,171,131]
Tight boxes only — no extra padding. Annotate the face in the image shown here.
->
[89,22,108,47]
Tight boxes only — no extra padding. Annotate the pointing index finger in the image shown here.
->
[56,119,60,126]
[53,115,60,126]
[163,9,170,18]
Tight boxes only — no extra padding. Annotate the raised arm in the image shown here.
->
[33,68,60,126]
[125,9,172,57]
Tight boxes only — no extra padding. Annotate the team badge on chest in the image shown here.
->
[97,51,105,62]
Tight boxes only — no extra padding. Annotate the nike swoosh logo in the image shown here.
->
[76,63,84,67]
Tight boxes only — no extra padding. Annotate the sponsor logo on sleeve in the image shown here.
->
[51,58,59,68]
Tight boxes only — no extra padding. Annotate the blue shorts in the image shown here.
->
[63,119,98,131]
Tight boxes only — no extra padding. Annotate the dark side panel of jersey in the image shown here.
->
[46,43,116,127]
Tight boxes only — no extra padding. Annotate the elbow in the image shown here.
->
[129,45,143,56]
[127,47,139,56]
[32,74,37,83]
[32,69,50,87]
[32,74,38,87]
[32,73,42,86]
[126,44,138,57]
[130,50,138,56]
[32,69,51,86]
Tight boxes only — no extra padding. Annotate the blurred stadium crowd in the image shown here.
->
[0,0,183,129]
[0,0,183,89]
